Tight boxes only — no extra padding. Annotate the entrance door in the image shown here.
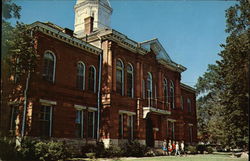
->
[146,115,154,147]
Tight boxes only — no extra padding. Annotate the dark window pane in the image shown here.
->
[88,111,95,138]
[116,69,122,95]
[40,105,51,137]
[127,73,133,97]
[88,67,95,92]
[76,63,85,90]
[119,114,123,138]
[43,53,54,82]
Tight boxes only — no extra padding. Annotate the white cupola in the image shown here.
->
[74,0,112,37]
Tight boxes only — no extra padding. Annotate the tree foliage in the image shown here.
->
[1,0,38,136]
[196,0,249,149]
[2,0,21,21]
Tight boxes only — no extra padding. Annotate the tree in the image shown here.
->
[1,0,37,136]
[2,0,21,21]
[196,64,226,144]
[216,0,249,148]
[196,0,249,149]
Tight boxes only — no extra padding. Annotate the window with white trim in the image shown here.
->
[39,105,52,137]
[88,66,96,92]
[43,51,56,82]
[163,78,168,109]
[119,114,124,139]
[127,63,134,98]
[187,98,191,112]
[10,105,18,133]
[189,126,193,143]
[116,59,124,95]
[147,72,153,106]
[75,110,84,138]
[181,96,184,110]
[168,121,175,140]
[128,115,134,140]
[170,80,175,109]
[142,79,145,99]
[76,62,85,90]
[87,111,96,139]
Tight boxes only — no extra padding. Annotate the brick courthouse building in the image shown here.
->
[3,0,197,148]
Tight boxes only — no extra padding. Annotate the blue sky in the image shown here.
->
[11,0,237,88]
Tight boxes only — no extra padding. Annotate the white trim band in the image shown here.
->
[39,99,57,105]
[167,119,177,122]
[119,110,136,116]
[88,107,98,111]
[74,104,87,110]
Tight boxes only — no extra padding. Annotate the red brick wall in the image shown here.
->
[27,32,99,138]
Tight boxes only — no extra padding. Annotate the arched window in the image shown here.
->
[147,72,153,106]
[88,66,96,92]
[43,51,56,82]
[127,63,134,98]
[170,80,175,109]
[116,59,124,95]
[187,98,191,112]
[76,62,85,90]
[163,78,168,109]
[142,79,145,99]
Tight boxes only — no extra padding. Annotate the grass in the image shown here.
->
[74,153,248,161]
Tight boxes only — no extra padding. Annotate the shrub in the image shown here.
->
[105,145,123,158]
[120,141,147,157]
[19,137,38,160]
[34,141,69,161]
[187,145,197,154]
[196,144,206,154]
[81,144,96,153]
[95,141,105,158]
[0,137,19,160]
[206,146,214,154]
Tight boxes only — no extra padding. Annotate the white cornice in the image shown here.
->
[158,59,186,73]
[29,21,102,55]
[180,83,196,93]
[97,29,148,55]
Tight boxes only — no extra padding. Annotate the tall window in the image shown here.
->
[43,51,55,82]
[10,105,18,133]
[76,62,85,90]
[163,78,168,109]
[187,98,191,112]
[88,111,96,139]
[142,79,145,99]
[118,114,124,139]
[147,73,153,106]
[189,126,193,143]
[116,59,124,95]
[75,110,84,138]
[128,115,134,140]
[39,105,52,137]
[127,63,134,98]
[88,66,96,92]
[168,121,175,140]
[170,81,175,109]
[181,96,184,110]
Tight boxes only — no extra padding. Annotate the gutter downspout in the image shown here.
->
[21,71,30,137]
[97,50,102,141]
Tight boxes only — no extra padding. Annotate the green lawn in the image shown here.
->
[87,153,248,161]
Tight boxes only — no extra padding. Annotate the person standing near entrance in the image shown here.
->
[180,140,186,156]
[168,140,172,155]
[172,141,176,155]
[175,141,180,156]
[162,139,168,155]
